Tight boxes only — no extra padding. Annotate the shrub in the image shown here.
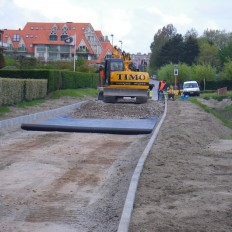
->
[0,53,5,69]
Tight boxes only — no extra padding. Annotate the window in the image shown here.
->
[18,44,26,51]
[13,34,20,42]
[77,46,89,53]
[48,45,59,52]
[7,44,13,51]
[30,26,34,30]
[37,45,46,52]
[105,54,111,59]
[49,34,58,41]
[62,25,68,32]
[60,54,69,59]
[26,34,29,38]
[38,52,44,58]
[48,53,58,60]
[60,45,70,53]
[60,34,68,41]
[110,61,123,71]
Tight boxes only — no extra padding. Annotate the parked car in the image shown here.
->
[150,75,157,80]
[183,81,200,96]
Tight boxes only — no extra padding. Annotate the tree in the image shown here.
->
[18,56,37,69]
[203,29,232,50]
[192,64,216,90]
[150,26,199,69]
[220,59,232,80]
[184,28,198,39]
[183,36,199,65]
[218,40,232,65]
[158,63,192,84]
[196,37,219,68]
[149,24,177,71]
[157,34,184,67]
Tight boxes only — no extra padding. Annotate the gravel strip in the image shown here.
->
[69,99,165,119]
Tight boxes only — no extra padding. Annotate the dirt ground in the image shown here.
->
[130,100,232,232]
[0,98,163,232]
[0,97,232,232]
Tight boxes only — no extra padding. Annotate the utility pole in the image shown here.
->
[64,33,76,72]
[74,32,76,72]
[119,40,122,50]
[110,34,114,46]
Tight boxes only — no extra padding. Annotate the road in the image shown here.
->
[130,99,232,232]
[0,121,151,232]
[150,79,159,100]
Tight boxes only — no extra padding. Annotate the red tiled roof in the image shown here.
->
[95,30,104,40]
[3,22,112,62]
[88,41,113,64]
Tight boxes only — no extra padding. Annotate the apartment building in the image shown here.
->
[2,22,151,68]
[2,22,113,64]
[131,52,151,70]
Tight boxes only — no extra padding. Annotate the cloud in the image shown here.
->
[147,7,192,28]
[0,0,5,7]
[2,0,232,53]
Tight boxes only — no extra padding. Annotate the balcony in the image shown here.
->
[76,47,89,53]
[60,47,70,53]
[37,48,46,52]
[48,48,59,52]
[17,47,27,52]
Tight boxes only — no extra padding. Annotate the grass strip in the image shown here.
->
[0,106,10,115]
[0,88,97,115]
[190,97,232,130]
[50,88,97,99]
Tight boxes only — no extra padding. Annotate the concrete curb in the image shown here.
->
[117,99,167,232]
[0,101,87,130]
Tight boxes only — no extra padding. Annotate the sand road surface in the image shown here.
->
[0,97,232,232]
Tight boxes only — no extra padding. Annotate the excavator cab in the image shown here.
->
[103,59,124,85]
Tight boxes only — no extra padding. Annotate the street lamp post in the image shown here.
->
[64,33,76,72]
[110,34,114,46]
[119,40,122,50]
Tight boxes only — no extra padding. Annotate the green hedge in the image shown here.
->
[0,78,47,106]
[0,78,24,105]
[199,80,232,90]
[62,71,99,89]
[24,79,48,101]
[0,70,99,92]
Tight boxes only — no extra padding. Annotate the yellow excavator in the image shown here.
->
[98,46,150,103]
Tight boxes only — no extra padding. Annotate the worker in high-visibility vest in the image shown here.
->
[148,83,154,98]
[158,80,167,100]
[99,66,104,87]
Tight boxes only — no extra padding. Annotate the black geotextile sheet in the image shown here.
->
[21,115,158,135]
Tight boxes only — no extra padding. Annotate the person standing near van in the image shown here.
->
[158,80,167,100]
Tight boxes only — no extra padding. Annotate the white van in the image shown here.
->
[183,81,200,96]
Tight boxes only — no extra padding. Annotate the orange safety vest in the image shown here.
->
[99,69,104,87]
[159,81,166,91]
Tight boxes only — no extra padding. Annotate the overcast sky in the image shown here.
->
[1,0,232,54]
